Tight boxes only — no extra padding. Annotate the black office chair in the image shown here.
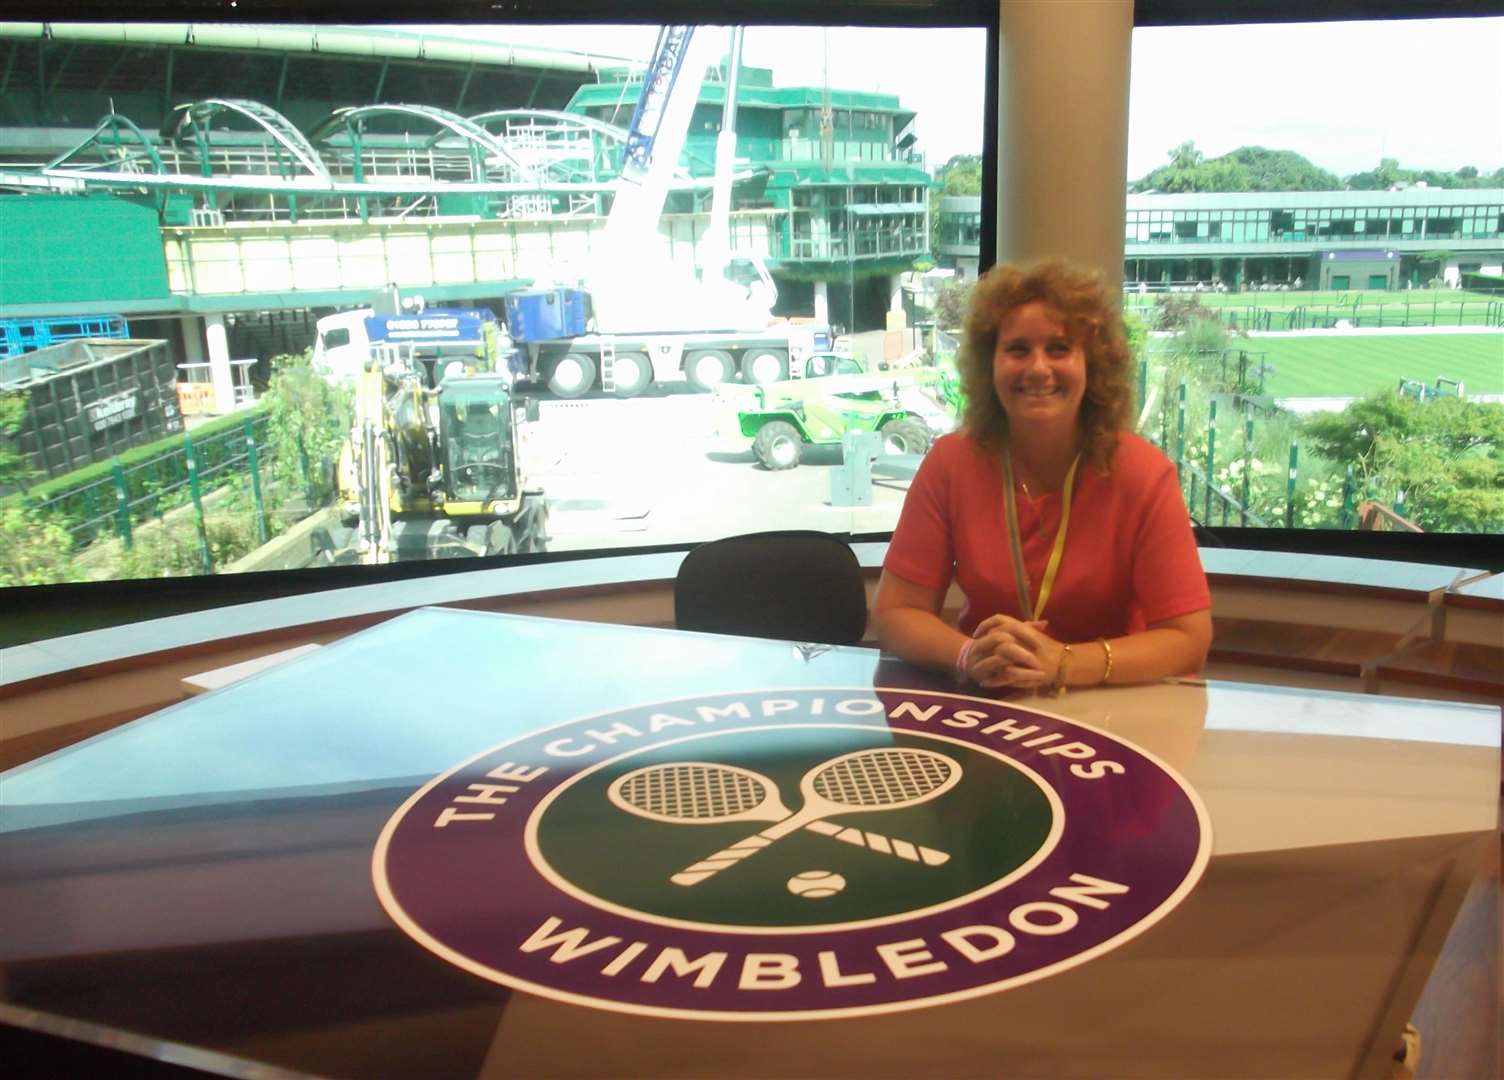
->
[674,530,868,645]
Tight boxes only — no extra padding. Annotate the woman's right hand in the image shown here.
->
[967,615,1051,688]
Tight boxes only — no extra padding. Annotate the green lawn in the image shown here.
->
[1222,332,1504,398]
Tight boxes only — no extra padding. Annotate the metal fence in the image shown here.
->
[1143,365,1389,531]
[1124,296,1504,332]
[30,415,279,574]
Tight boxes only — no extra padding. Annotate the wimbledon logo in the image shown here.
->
[372,688,1210,1020]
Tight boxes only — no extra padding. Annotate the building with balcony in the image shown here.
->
[565,63,932,329]
[1124,189,1504,290]
[938,188,1504,291]
[936,194,982,280]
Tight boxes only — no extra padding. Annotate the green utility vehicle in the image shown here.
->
[738,387,932,471]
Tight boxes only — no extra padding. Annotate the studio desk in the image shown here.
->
[1,607,1497,1078]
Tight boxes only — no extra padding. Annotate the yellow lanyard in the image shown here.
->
[1000,451,1080,621]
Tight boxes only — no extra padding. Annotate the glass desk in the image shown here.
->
[2,608,1497,1078]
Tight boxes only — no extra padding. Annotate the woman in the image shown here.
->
[873,260,1211,692]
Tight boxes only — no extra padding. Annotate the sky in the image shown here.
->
[436,18,1503,180]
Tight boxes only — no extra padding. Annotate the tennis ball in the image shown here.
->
[787,870,846,899]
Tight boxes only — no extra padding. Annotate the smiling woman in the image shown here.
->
[873,260,1212,693]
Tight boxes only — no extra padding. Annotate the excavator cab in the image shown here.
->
[437,376,519,506]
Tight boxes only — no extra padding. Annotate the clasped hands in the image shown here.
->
[961,614,1066,690]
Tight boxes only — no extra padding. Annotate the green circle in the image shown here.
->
[537,727,1054,928]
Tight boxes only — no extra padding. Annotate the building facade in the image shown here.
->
[936,189,1504,290]
[0,23,935,390]
[1124,189,1504,290]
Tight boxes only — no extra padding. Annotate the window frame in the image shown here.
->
[5,0,1498,635]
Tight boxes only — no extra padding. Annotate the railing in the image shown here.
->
[1178,456,1268,528]
[1144,363,1445,532]
[150,141,609,226]
[1123,294,1504,330]
[28,416,278,573]
[0,315,129,359]
[774,138,921,165]
[176,360,259,415]
[788,226,928,261]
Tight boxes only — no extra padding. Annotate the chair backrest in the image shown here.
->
[674,530,868,645]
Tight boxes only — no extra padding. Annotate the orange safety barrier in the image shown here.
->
[176,381,219,416]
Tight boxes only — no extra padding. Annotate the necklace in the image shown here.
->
[1001,449,1081,620]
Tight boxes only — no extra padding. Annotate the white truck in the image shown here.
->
[311,294,832,399]
[312,305,502,385]
[503,283,832,398]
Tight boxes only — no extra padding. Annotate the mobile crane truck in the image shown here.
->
[503,25,831,399]
[312,26,830,402]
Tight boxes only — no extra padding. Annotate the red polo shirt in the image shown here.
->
[885,430,1210,641]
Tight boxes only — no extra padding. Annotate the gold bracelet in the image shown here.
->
[1096,637,1113,684]
[1050,643,1072,697]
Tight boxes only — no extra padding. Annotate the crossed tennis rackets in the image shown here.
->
[606,747,961,887]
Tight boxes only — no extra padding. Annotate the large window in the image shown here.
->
[3,3,1499,633]
[0,18,989,600]
[1126,14,1504,546]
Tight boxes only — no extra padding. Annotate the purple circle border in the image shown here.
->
[373,688,1211,1020]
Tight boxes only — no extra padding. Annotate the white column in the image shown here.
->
[180,317,206,364]
[890,274,904,312]
[997,0,1133,294]
[813,280,830,325]
[204,314,236,414]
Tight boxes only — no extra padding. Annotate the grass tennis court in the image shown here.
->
[1225,332,1503,398]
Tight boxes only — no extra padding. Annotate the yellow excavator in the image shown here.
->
[337,350,547,564]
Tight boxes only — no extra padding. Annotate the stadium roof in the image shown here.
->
[0,22,637,75]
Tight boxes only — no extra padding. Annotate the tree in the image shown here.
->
[1131,141,1252,193]
[260,349,352,505]
[1341,158,1500,191]
[0,392,27,492]
[932,277,973,331]
[938,154,983,195]
[1122,311,1148,364]
[1222,146,1340,191]
[1169,141,1203,170]
[1302,392,1504,532]
[0,392,76,585]
[1152,295,1255,395]
[1132,144,1343,193]
[1416,249,1454,285]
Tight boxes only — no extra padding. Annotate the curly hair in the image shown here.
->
[959,260,1134,472]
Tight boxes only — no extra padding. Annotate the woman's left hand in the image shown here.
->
[971,615,1065,690]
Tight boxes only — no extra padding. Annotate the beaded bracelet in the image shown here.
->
[1097,637,1113,684]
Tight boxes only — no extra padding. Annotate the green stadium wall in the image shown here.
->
[0,193,171,308]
